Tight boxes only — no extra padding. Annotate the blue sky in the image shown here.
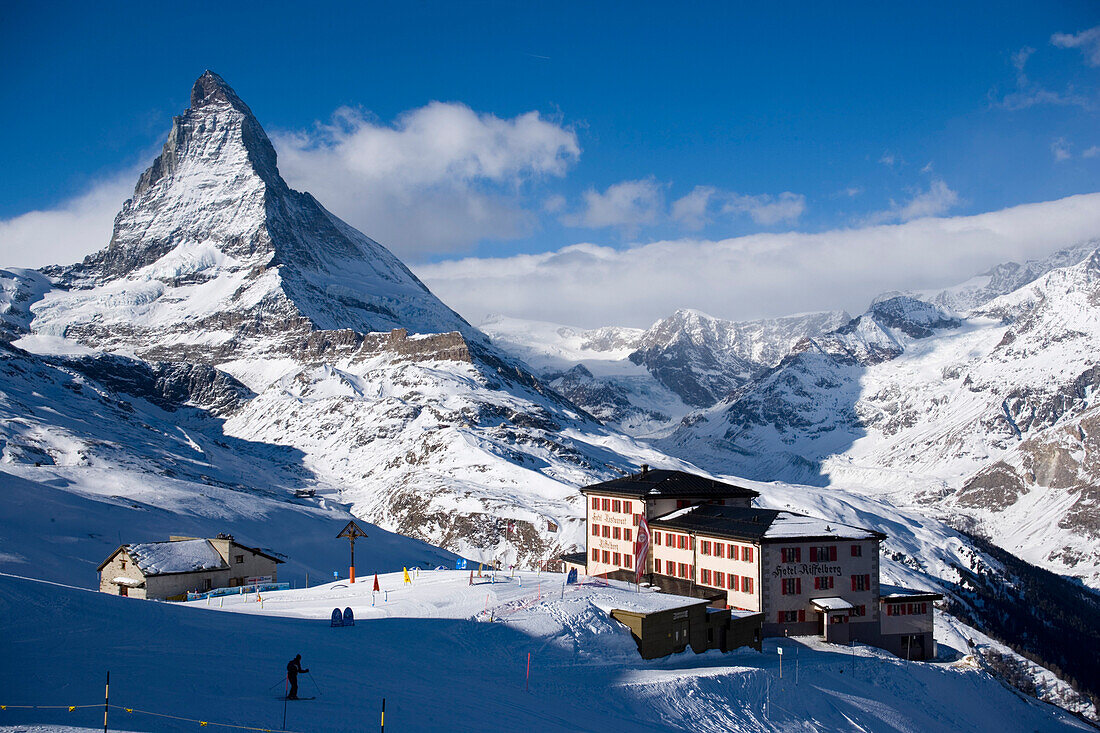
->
[2,2,1099,325]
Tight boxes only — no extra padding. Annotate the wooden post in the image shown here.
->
[103,670,109,733]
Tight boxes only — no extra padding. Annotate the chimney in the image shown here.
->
[640,464,650,476]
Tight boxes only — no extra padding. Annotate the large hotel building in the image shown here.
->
[575,465,940,660]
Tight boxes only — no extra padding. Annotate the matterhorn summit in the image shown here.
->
[35,70,474,364]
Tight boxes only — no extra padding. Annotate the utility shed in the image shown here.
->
[595,594,762,660]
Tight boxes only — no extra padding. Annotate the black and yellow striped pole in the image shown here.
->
[380,697,385,732]
[103,671,109,732]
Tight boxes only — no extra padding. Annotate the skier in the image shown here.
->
[286,654,309,699]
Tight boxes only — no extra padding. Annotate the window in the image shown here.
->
[742,576,754,594]
[120,559,126,570]
[744,547,753,563]
[728,543,737,560]
[714,543,724,558]
[591,549,598,561]
[851,605,866,617]
[678,563,687,578]
[715,571,725,588]
[624,528,632,542]
[678,535,687,550]
[701,568,712,585]
[612,500,621,513]
[665,560,675,576]
[602,525,610,538]
[781,578,801,595]
[851,544,863,557]
[814,576,834,590]
[612,526,621,540]
[624,501,632,514]
[632,513,640,526]
[701,540,711,556]
[688,565,694,580]
[613,552,621,566]
[592,497,599,509]
[118,585,128,597]
[779,610,800,623]
[851,574,870,591]
[624,554,632,569]
[781,547,801,563]
[203,578,213,591]
[235,555,245,564]
[602,550,610,564]
[602,498,610,511]
[653,531,661,545]
[809,546,837,562]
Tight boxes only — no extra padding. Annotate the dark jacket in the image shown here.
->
[287,659,308,678]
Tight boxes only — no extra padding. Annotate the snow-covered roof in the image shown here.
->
[650,504,883,542]
[126,539,227,576]
[762,513,879,541]
[879,584,943,600]
[589,585,707,616]
[810,597,853,611]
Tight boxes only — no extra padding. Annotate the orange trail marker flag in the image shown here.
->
[373,574,380,591]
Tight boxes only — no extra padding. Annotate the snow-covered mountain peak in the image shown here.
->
[31,71,476,362]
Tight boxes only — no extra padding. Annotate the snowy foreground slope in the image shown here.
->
[0,570,1091,733]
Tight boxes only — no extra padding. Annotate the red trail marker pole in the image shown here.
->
[526,652,531,692]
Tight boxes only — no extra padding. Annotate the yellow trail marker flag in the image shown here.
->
[403,567,411,584]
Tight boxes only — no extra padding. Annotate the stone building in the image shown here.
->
[97,534,282,600]
[576,467,942,660]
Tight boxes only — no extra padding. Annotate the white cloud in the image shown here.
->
[0,170,137,269]
[721,192,806,225]
[999,45,1091,110]
[418,193,1100,328]
[670,186,716,230]
[1052,138,1072,161]
[879,153,897,167]
[1052,25,1100,67]
[273,102,579,256]
[560,178,664,229]
[1083,145,1100,159]
[864,179,961,224]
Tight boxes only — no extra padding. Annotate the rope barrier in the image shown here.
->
[1,701,310,732]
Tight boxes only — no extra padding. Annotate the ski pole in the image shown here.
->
[308,671,323,696]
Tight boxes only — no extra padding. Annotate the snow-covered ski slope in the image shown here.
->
[0,571,1091,733]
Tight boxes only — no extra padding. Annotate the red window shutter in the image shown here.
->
[886,605,892,616]
[653,532,660,546]
[813,577,819,590]
[748,578,754,594]
[798,610,805,623]
[796,578,801,594]
[625,555,632,569]
[864,574,870,589]
[592,497,598,509]
[780,581,786,596]
[777,611,784,623]
[851,544,858,557]
[796,548,801,562]
[688,565,694,579]
[591,549,598,561]
[809,547,817,562]
[830,546,837,561]
[747,547,753,562]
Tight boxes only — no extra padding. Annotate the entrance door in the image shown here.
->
[816,611,824,634]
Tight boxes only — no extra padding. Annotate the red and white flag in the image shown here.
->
[634,514,650,584]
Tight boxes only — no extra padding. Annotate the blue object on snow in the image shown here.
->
[567,568,578,585]
[456,558,467,570]
[330,608,343,627]
[343,607,355,627]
